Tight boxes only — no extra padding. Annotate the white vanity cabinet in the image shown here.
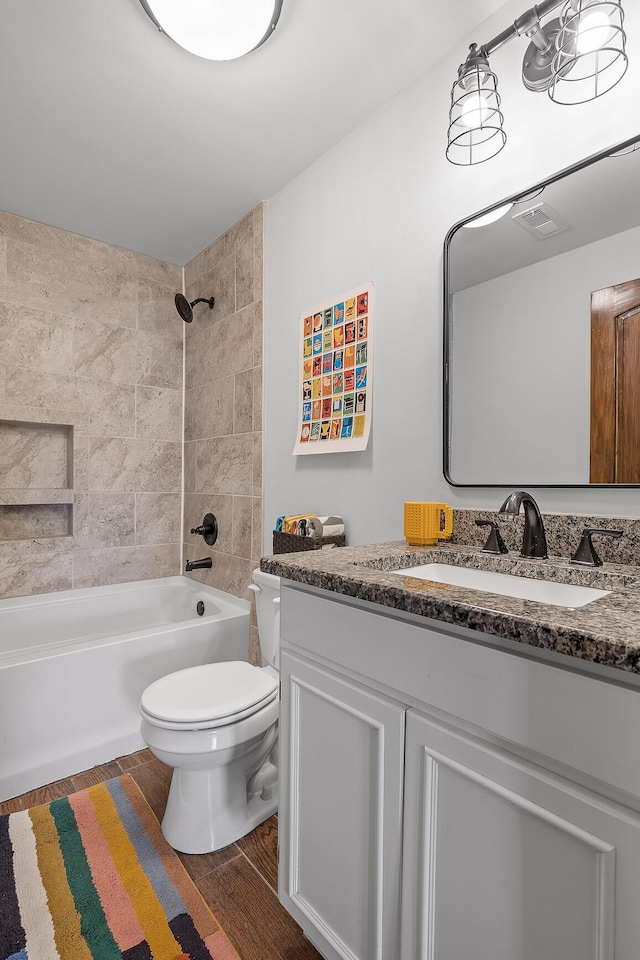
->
[278,650,405,960]
[401,710,640,960]
[277,581,640,960]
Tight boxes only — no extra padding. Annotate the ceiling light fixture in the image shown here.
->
[447,0,627,166]
[139,0,283,61]
[463,202,515,228]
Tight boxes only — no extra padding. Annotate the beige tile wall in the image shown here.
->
[182,204,264,664]
[0,211,183,599]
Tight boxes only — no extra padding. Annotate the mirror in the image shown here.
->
[444,134,640,487]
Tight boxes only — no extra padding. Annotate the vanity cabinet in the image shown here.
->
[278,581,640,960]
[278,651,405,960]
[402,709,640,960]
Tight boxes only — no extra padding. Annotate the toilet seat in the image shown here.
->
[141,661,278,730]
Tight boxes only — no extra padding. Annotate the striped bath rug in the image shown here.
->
[0,775,239,960]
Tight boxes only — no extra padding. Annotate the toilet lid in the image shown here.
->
[141,661,278,724]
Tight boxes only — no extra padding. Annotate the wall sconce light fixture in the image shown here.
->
[447,44,507,166]
[447,0,627,165]
[139,0,283,61]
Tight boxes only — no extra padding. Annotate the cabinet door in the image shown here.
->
[401,710,640,960]
[279,651,405,960]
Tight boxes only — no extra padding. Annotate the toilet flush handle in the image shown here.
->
[248,583,260,595]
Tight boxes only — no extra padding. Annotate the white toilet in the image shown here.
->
[139,568,281,854]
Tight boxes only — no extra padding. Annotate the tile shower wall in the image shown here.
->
[182,205,264,662]
[0,211,183,599]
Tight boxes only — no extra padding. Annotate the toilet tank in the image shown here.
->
[251,568,281,668]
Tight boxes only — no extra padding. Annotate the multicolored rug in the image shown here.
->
[0,775,240,960]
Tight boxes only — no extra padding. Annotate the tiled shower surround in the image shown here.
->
[181,206,265,661]
[0,205,265,609]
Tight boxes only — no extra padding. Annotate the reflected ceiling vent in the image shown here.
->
[511,201,570,239]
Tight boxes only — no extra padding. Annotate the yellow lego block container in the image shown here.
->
[404,502,453,546]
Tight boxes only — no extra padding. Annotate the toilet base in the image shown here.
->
[160,731,278,854]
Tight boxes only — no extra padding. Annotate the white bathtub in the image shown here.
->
[0,577,250,801]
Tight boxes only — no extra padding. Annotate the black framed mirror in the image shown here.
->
[444,133,640,487]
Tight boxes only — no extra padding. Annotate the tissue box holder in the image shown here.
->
[272,531,346,554]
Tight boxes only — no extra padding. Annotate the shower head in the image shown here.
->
[175,293,215,323]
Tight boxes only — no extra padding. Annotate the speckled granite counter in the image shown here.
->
[261,541,640,675]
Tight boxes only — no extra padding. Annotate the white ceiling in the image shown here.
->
[0,0,507,264]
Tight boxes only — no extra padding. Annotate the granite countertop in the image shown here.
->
[261,541,640,675]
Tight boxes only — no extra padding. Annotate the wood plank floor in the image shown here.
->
[0,750,323,960]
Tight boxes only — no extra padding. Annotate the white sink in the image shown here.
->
[391,563,610,608]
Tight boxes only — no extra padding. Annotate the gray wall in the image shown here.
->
[264,0,640,548]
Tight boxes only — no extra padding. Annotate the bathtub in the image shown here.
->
[0,577,250,801]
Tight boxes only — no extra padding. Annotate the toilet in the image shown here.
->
[139,568,281,854]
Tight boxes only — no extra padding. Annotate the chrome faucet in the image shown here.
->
[498,491,548,559]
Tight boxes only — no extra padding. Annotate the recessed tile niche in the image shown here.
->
[0,419,73,540]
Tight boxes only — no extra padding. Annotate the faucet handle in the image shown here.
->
[570,528,622,567]
[475,519,508,555]
[190,512,218,547]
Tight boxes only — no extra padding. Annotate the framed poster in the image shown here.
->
[293,283,373,455]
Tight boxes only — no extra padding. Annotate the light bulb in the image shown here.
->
[576,9,611,54]
[460,92,491,129]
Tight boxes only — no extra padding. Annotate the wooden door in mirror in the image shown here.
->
[591,276,640,482]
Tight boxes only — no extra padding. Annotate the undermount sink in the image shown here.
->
[391,563,611,608]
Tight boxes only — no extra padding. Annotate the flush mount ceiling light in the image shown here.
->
[447,0,627,166]
[462,202,514,227]
[139,0,283,61]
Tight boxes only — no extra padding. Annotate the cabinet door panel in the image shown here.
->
[279,652,405,960]
[402,711,640,960]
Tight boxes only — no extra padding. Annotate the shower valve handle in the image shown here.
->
[190,513,219,547]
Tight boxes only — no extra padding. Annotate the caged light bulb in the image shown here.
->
[576,9,613,53]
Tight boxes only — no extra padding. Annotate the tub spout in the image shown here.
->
[185,557,212,572]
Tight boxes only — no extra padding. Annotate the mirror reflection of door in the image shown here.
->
[591,277,640,483]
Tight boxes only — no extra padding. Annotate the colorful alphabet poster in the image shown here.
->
[293,283,373,455]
